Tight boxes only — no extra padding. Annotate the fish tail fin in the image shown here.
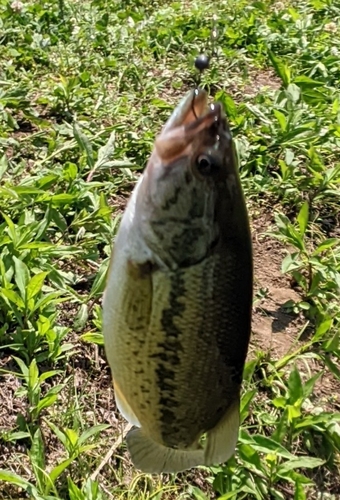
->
[126,426,205,474]
[204,399,240,466]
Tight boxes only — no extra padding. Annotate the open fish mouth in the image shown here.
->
[164,88,225,132]
[155,89,230,162]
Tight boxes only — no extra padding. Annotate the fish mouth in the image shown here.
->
[163,88,224,133]
[155,89,229,162]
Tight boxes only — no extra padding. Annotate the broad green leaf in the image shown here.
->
[73,123,94,169]
[303,372,323,398]
[268,51,290,87]
[281,253,301,273]
[295,413,340,430]
[1,213,17,244]
[273,397,286,408]
[33,291,65,312]
[63,162,78,181]
[27,272,48,301]
[46,421,68,448]
[67,477,87,500]
[0,288,25,308]
[82,479,104,500]
[313,238,339,255]
[74,303,89,331]
[2,431,30,441]
[77,424,110,446]
[89,259,109,298]
[95,131,116,169]
[287,404,301,421]
[28,359,39,389]
[278,457,324,474]
[30,428,45,472]
[0,469,34,490]
[12,186,45,195]
[286,83,301,103]
[13,256,30,301]
[50,208,68,231]
[50,458,76,485]
[0,155,8,180]
[36,387,64,411]
[80,332,104,345]
[297,201,309,237]
[242,359,257,382]
[285,149,295,165]
[36,174,60,190]
[294,480,306,500]
[151,98,172,109]
[50,193,78,206]
[218,490,244,500]
[36,394,58,414]
[279,159,288,178]
[240,389,256,422]
[288,366,303,403]
[239,432,293,459]
[29,429,47,494]
[293,76,324,88]
[273,109,287,132]
[323,330,339,353]
[12,356,29,380]
[39,370,61,383]
[322,355,340,379]
[189,486,210,500]
[216,91,237,120]
[64,428,79,449]
[238,444,263,469]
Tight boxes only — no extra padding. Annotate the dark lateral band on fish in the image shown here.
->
[103,87,253,474]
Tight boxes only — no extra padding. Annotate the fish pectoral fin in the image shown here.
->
[126,427,205,474]
[114,381,141,427]
[204,399,240,466]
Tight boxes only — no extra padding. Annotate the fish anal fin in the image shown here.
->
[114,381,140,427]
[126,427,204,474]
[204,399,240,466]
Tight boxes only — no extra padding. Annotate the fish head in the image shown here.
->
[136,89,242,269]
[153,88,235,181]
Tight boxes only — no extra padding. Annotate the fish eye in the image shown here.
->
[196,154,218,176]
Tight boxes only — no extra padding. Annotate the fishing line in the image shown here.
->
[191,13,219,119]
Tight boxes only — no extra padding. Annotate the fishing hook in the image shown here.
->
[191,13,219,119]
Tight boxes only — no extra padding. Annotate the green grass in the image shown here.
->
[0,0,339,498]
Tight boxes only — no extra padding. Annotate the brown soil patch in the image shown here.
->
[249,207,340,408]
[250,209,305,359]
[244,68,282,97]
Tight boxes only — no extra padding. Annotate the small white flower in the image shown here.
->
[11,0,23,12]
[324,22,337,33]
[72,25,80,35]
[331,46,339,55]
[275,2,285,10]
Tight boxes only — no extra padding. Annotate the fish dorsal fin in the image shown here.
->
[126,427,204,474]
[204,399,240,466]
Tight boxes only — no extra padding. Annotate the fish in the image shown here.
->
[102,88,253,474]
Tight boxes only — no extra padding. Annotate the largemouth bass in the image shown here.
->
[103,88,253,474]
